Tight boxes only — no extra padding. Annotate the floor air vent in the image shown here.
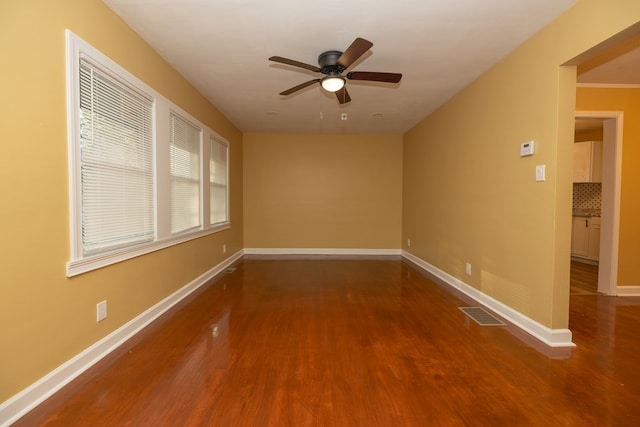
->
[224,267,236,274]
[458,307,505,326]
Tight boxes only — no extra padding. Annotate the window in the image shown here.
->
[78,58,155,255]
[210,136,228,225]
[170,113,201,233]
[66,30,230,277]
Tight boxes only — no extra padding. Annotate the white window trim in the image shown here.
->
[65,30,230,277]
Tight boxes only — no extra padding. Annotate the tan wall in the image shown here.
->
[0,0,242,402]
[243,134,402,249]
[576,87,640,286]
[402,0,640,329]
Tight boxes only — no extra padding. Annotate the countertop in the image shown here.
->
[572,208,601,217]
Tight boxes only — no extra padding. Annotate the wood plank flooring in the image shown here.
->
[570,260,599,295]
[14,257,640,426]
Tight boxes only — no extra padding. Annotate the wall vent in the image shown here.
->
[458,307,505,326]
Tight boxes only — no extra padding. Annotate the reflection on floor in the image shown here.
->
[13,257,640,426]
[570,260,599,295]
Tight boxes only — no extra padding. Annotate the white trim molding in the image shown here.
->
[576,83,640,89]
[616,286,640,297]
[243,248,402,256]
[402,251,576,348]
[0,250,243,427]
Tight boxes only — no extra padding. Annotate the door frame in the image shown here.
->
[574,110,623,295]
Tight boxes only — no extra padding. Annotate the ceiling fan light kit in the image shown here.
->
[321,75,345,92]
[269,37,402,104]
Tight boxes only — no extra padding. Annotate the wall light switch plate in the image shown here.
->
[520,140,535,157]
[536,164,546,182]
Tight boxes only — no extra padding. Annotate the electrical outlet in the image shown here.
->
[222,244,227,253]
[96,300,107,322]
[407,238,411,247]
[465,263,472,275]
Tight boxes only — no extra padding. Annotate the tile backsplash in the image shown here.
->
[573,183,602,210]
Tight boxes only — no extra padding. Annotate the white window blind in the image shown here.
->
[210,137,228,225]
[170,113,201,233]
[78,57,154,256]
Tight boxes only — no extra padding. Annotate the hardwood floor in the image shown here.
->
[570,260,599,295]
[14,257,640,426]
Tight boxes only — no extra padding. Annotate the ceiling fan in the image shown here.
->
[269,37,402,104]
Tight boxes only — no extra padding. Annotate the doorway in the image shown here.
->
[568,22,640,297]
[573,112,622,296]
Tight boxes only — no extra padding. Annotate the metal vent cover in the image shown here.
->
[458,307,505,326]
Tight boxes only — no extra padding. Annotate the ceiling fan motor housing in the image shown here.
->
[318,50,344,74]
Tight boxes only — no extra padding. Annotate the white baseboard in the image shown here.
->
[0,250,243,427]
[243,247,402,256]
[616,286,640,296]
[402,250,576,348]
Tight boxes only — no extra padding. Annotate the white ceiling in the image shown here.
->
[103,0,580,134]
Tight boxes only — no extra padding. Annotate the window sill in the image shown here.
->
[66,223,230,277]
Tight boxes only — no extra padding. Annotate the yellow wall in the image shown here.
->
[576,87,640,286]
[0,0,242,402]
[243,134,402,249]
[402,0,640,329]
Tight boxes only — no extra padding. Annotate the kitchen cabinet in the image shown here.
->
[571,216,600,261]
[587,218,601,260]
[573,141,602,183]
[571,217,589,258]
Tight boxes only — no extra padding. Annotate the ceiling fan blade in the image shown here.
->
[269,56,321,73]
[337,38,373,70]
[279,79,321,96]
[346,71,402,83]
[335,86,351,104]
